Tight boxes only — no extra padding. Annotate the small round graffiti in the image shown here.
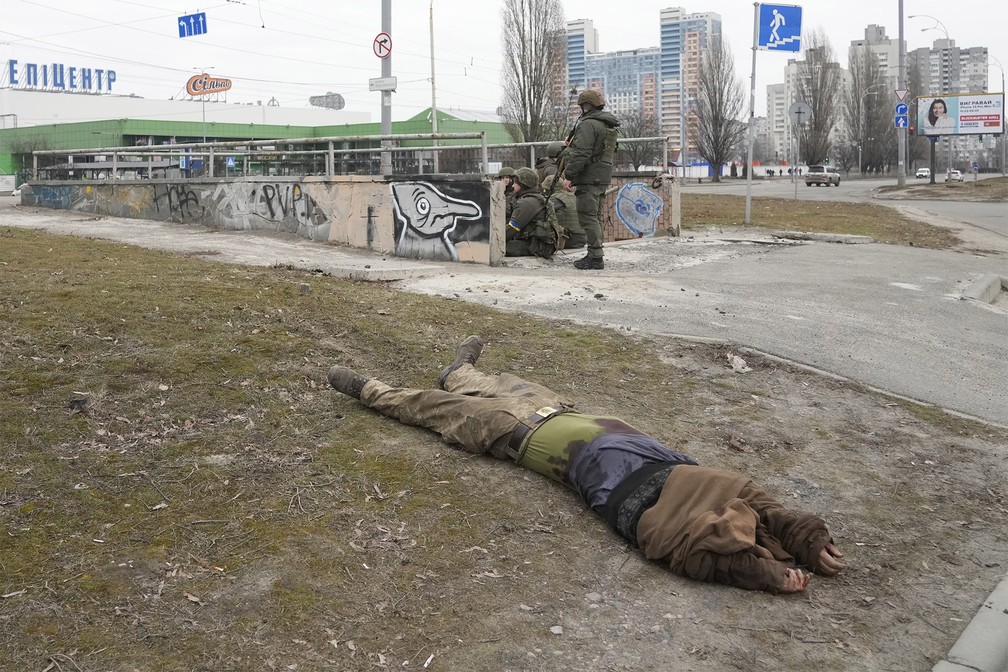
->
[615,182,664,237]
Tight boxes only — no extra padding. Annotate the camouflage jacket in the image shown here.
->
[564,110,621,186]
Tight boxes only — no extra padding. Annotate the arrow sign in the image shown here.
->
[895,89,909,102]
[178,12,207,38]
[895,103,908,116]
[894,115,909,128]
[373,32,392,59]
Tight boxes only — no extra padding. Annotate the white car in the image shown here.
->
[915,168,931,179]
[946,169,964,182]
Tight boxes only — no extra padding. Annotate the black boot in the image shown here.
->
[573,254,604,270]
[439,335,485,389]
[327,366,369,399]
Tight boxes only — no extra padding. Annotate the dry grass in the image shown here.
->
[681,193,962,248]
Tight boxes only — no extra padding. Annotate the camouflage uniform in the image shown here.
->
[541,178,586,250]
[564,90,620,267]
[506,167,549,257]
[496,166,518,220]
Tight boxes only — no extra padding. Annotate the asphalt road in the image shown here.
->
[2,190,1006,426]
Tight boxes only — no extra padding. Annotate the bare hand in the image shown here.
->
[816,542,845,576]
[779,567,810,593]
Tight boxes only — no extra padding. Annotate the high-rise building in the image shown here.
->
[907,39,989,96]
[566,19,600,94]
[766,82,788,162]
[848,25,903,91]
[658,8,722,156]
[584,48,660,119]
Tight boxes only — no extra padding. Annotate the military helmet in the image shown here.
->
[496,166,516,178]
[514,167,540,189]
[546,141,565,158]
[577,89,605,108]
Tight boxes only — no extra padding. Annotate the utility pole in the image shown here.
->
[429,0,439,174]
[897,1,906,186]
[994,56,1006,176]
[380,0,392,176]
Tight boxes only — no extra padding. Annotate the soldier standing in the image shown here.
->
[564,90,620,270]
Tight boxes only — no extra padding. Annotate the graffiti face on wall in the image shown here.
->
[615,182,664,237]
[391,181,484,262]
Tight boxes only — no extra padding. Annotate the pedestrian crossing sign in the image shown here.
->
[757,4,802,52]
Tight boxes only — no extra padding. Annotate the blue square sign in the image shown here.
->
[757,4,802,52]
[178,12,207,38]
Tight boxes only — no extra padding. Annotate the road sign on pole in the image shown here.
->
[895,103,909,116]
[894,115,909,128]
[756,4,802,52]
[178,13,207,38]
[373,32,392,59]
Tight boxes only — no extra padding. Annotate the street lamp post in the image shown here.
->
[909,15,955,178]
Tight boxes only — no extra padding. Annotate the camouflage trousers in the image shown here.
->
[574,184,606,258]
[358,364,570,459]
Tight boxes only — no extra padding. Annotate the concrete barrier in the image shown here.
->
[20,172,680,265]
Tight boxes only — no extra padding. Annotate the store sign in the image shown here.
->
[186,73,232,96]
[6,59,117,93]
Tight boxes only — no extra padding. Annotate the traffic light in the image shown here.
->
[909,124,915,135]
[824,157,829,164]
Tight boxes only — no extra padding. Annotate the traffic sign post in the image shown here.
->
[894,115,909,129]
[895,103,909,116]
[178,12,207,38]
[747,3,804,224]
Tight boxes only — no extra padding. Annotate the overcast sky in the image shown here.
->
[1,0,1004,122]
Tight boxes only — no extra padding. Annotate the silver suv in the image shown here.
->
[806,165,840,187]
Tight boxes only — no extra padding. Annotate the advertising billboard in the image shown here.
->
[916,93,1004,136]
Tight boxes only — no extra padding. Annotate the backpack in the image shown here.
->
[524,194,568,259]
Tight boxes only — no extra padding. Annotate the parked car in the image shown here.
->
[946,169,964,182]
[915,168,931,179]
[805,165,841,187]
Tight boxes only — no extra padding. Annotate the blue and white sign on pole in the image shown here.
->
[756,4,802,52]
[178,12,207,38]
[225,156,236,168]
[894,115,909,129]
[895,103,909,116]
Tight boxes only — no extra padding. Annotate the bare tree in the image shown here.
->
[616,107,661,170]
[844,50,888,173]
[796,30,842,165]
[694,37,747,182]
[500,0,566,143]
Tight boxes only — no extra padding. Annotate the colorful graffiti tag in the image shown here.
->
[614,182,664,237]
[391,181,484,262]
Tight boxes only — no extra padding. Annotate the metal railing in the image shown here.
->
[29,133,675,181]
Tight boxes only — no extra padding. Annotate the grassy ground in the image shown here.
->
[0,228,690,669]
[2,206,1005,670]
[680,193,962,249]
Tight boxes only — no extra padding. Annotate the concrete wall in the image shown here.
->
[20,172,679,265]
[21,176,504,265]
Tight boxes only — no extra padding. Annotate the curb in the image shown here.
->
[770,230,874,244]
[962,274,1007,304]
[932,572,1008,672]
